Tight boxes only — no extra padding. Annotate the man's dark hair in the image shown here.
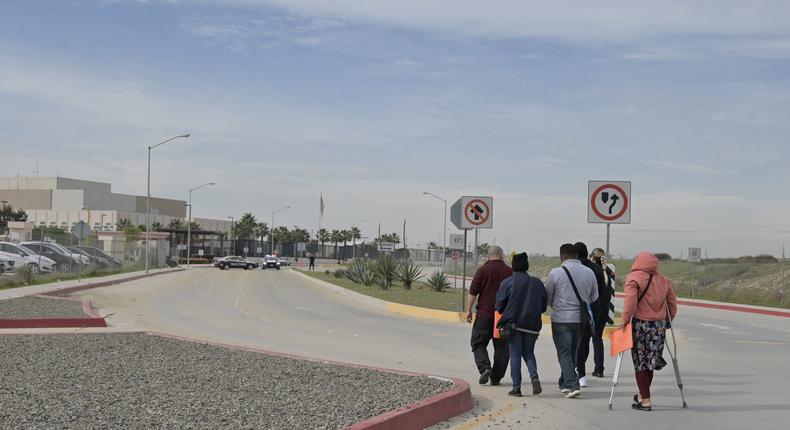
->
[574,242,589,260]
[512,252,529,272]
[560,243,577,260]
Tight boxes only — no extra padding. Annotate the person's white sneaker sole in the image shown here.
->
[565,390,581,399]
[560,389,571,394]
[579,377,589,388]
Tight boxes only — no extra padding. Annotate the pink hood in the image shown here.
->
[622,252,677,322]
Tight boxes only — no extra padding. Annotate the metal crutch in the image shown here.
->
[665,318,688,408]
[608,351,624,410]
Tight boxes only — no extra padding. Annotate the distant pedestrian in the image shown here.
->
[467,245,513,386]
[495,252,547,397]
[574,242,610,385]
[308,254,316,271]
[545,243,598,399]
[622,252,678,411]
[591,247,616,325]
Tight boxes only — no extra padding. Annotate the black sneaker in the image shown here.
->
[592,371,604,378]
[532,379,542,395]
[490,379,501,386]
[479,369,492,385]
[508,389,522,397]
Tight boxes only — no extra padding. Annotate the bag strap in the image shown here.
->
[636,274,654,304]
[561,266,586,305]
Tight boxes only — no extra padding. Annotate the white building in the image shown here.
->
[0,176,231,234]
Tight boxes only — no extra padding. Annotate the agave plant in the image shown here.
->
[398,261,424,290]
[427,271,451,292]
[373,254,398,290]
[346,260,375,285]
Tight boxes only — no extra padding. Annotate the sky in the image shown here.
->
[2,0,790,258]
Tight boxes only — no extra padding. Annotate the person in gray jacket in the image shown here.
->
[545,243,599,398]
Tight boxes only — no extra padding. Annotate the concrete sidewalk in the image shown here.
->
[0,268,183,300]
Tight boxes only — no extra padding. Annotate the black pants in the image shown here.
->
[576,317,606,377]
[309,261,315,270]
[471,316,509,381]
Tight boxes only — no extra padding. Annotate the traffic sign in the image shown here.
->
[451,252,460,261]
[71,221,91,240]
[380,242,395,252]
[448,234,464,250]
[688,247,702,263]
[451,196,494,229]
[243,246,249,254]
[588,181,631,224]
[198,249,204,256]
[256,247,263,254]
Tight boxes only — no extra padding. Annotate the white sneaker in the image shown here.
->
[579,376,589,388]
[565,390,581,399]
[560,388,571,394]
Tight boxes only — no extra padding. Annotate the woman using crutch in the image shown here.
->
[621,252,678,411]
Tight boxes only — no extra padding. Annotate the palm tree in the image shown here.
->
[330,229,342,258]
[232,213,257,240]
[167,218,185,230]
[117,218,134,230]
[255,222,269,254]
[426,241,440,250]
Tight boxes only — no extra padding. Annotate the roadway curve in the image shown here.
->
[76,268,790,429]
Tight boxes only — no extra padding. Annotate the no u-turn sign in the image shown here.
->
[588,181,631,224]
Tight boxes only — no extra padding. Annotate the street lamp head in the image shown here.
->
[209,182,216,185]
[179,134,191,139]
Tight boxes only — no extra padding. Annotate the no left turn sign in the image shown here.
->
[588,181,631,224]
[465,199,490,226]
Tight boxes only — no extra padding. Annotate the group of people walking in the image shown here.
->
[466,244,677,410]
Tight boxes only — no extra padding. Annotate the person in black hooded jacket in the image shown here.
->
[495,252,548,397]
[574,242,610,383]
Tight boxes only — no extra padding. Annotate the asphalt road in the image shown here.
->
[76,268,790,429]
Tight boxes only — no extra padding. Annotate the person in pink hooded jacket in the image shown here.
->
[621,252,678,411]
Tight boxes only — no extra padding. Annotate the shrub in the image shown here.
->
[346,260,375,285]
[655,253,672,261]
[15,264,35,284]
[373,254,398,290]
[427,271,451,292]
[398,262,424,290]
[333,269,347,279]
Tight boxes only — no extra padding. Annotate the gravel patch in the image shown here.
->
[0,296,88,319]
[0,333,452,429]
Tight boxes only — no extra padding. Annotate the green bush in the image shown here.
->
[373,254,398,290]
[398,262,424,290]
[15,264,35,284]
[347,260,375,285]
[333,269,347,279]
[427,271,451,292]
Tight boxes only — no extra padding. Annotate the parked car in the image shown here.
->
[75,246,123,269]
[21,241,88,272]
[216,256,258,270]
[277,257,291,267]
[0,242,56,274]
[0,253,16,273]
[68,246,112,268]
[262,255,281,270]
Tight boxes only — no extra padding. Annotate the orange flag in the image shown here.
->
[610,323,634,356]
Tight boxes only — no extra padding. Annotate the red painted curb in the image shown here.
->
[145,332,473,430]
[0,318,107,328]
[40,268,185,297]
[613,293,790,318]
[32,294,102,318]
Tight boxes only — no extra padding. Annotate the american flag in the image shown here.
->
[320,192,324,218]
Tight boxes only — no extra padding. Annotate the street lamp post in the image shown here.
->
[423,192,448,272]
[187,182,215,267]
[351,219,366,260]
[146,133,190,273]
[228,216,235,255]
[271,206,290,256]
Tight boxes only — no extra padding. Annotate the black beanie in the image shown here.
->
[574,242,589,260]
[512,252,529,272]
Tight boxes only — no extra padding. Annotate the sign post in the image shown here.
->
[71,221,91,282]
[451,196,494,312]
[688,247,702,300]
[588,181,632,258]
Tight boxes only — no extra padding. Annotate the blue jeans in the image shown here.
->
[552,322,582,391]
[508,331,539,389]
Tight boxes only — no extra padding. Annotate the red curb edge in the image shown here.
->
[32,294,102,318]
[145,331,473,430]
[40,268,186,297]
[0,318,107,328]
[613,293,790,318]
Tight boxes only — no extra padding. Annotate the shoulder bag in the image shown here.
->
[562,266,596,337]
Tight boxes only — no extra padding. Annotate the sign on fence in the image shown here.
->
[448,234,464,250]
